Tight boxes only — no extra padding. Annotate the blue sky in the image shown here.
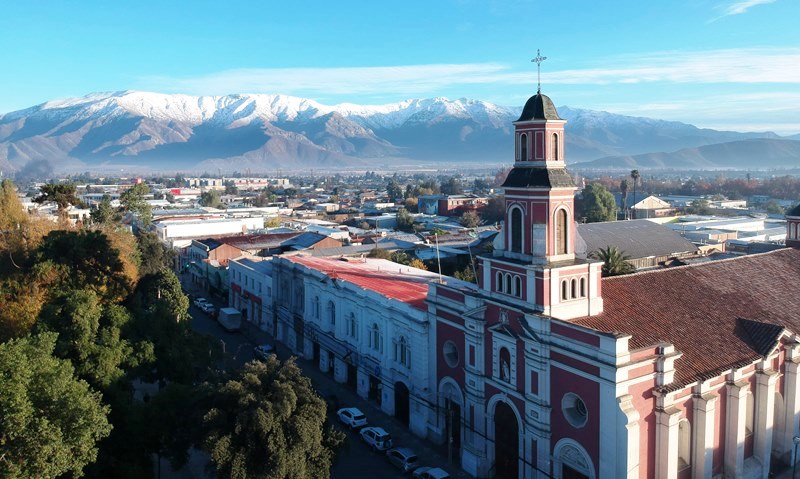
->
[1,0,798,134]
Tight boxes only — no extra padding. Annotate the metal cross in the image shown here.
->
[531,49,547,94]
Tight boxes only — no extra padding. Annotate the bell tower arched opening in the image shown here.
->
[510,207,523,253]
[556,209,568,255]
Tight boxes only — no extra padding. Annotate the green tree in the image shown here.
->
[203,357,345,479]
[367,248,391,259]
[0,333,112,479]
[581,183,618,223]
[120,183,153,227]
[396,208,414,231]
[90,194,119,225]
[200,189,223,209]
[386,180,403,201]
[764,200,785,215]
[480,196,505,224]
[224,180,239,195]
[408,259,427,271]
[630,170,641,215]
[453,264,476,283]
[619,179,629,218]
[440,177,463,195]
[136,231,174,277]
[390,250,411,265]
[34,183,80,219]
[460,210,481,228]
[687,199,712,215]
[590,246,635,277]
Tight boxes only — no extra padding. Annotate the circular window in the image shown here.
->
[562,393,588,428]
[443,341,459,368]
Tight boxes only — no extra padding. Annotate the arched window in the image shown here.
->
[499,347,511,382]
[556,209,568,255]
[580,277,586,297]
[347,313,357,339]
[510,207,523,253]
[395,336,411,368]
[496,271,504,293]
[571,279,577,299]
[327,301,335,327]
[369,323,381,352]
[520,133,528,161]
[561,280,569,301]
[313,296,320,319]
[514,276,522,298]
[552,132,559,161]
[504,273,512,294]
[678,420,691,469]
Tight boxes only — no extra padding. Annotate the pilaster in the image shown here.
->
[692,392,717,479]
[655,406,682,479]
[783,353,800,464]
[724,379,749,478]
[754,368,778,477]
[618,394,641,479]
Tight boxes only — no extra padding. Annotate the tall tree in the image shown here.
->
[395,208,414,231]
[440,177,463,195]
[0,333,112,479]
[136,231,174,277]
[386,180,403,201]
[203,357,345,479]
[199,189,223,209]
[460,210,481,228]
[120,183,153,227]
[630,170,640,219]
[34,183,80,219]
[619,179,629,219]
[91,194,119,225]
[590,246,635,277]
[581,183,618,223]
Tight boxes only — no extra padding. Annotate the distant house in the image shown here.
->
[630,195,676,219]
[576,219,700,269]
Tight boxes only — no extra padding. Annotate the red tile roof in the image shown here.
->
[286,256,434,310]
[572,247,800,389]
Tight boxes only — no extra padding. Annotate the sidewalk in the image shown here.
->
[239,320,470,479]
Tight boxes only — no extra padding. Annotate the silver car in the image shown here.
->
[386,447,419,474]
[359,426,393,451]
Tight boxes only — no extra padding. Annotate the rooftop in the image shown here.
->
[286,256,439,310]
[572,247,800,390]
[576,219,699,260]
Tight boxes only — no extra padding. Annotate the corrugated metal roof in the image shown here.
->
[576,219,699,260]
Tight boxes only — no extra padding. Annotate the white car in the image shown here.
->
[359,426,393,451]
[200,302,215,314]
[413,467,451,479]
[193,297,209,308]
[337,407,367,429]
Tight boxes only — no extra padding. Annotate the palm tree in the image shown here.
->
[590,246,635,277]
[620,179,629,219]
[629,170,640,219]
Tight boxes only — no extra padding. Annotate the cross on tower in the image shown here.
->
[531,49,547,94]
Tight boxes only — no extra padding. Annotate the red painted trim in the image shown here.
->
[437,287,465,303]
[551,323,601,347]
[551,352,601,376]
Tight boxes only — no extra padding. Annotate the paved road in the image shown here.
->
[183,282,463,479]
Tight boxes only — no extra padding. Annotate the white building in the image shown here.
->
[229,257,273,334]
[271,255,444,439]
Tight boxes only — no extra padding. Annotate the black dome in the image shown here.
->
[517,93,561,121]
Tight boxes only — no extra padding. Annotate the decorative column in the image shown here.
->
[724,379,749,478]
[754,369,778,478]
[655,406,682,479]
[692,392,717,479]
[783,354,800,464]
[618,394,641,479]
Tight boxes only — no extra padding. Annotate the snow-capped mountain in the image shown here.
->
[0,90,787,175]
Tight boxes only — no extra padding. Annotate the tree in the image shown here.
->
[764,200,785,215]
[199,189,223,209]
[120,183,153,227]
[367,248,391,259]
[440,177,463,196]
[136,231,174,277]
[0,333,112,479]
[619,179,629,219]
[386,180,403,201]
[90,194,119,225]
[581,183,618,223]
[687,199,712,215]
[480,196,505,224]
[408,259,427,270]
[390,251,411,265]
[460,211,481,228]
[630,170,640,217]
[34,183,80,219]
[396,208,414,231]
[590,246,635,277]
[453,264,476,283]
[203,357,345,479]
[224,180,238,195]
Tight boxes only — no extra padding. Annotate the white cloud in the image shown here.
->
[721,0,776,17]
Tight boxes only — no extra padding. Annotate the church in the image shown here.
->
[266,85,800,479]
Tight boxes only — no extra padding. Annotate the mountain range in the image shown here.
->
[0,90,797,176]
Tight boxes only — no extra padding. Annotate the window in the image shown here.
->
[510,207,522,253]
[443,341,459,368]
[678,419,691,469]
[313,296,320,319]
[514,276,522,298]
[580,278,586,297]
[327,301,336,327]
[555,209,568,255]
[571,279,577,299]
[504,273,512,294]
[561,280,569,301]
[552,132,559,161]
[395,336,411,368]
[369,323,382,352]
[499,347,511,382]
[347,313,357,339]
[562,393,588,428]
[496,271,504,293]
[520,133,528,161]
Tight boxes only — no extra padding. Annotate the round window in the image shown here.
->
[443,341,459,368]
[562,393,588,428]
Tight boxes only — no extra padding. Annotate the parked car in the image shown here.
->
[359,426,393,451]
[193,297,209,308]
[413,467,450,479]
[386,447,419,474]
[200,303,216,315]
[336,407,367,429]
[253,344,274,360]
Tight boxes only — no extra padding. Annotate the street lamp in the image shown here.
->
[793,436,800,478]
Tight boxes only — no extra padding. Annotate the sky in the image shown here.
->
[0,0,798,134]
